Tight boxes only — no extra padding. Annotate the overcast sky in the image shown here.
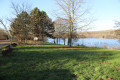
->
[0,0,120,31]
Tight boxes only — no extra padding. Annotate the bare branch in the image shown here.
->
[55,0,93,47]
[11,1,32,16]
[0,19,12,39]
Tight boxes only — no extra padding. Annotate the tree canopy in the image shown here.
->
[10,7,54,44]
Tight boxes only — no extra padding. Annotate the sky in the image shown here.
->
[0,0,120,31]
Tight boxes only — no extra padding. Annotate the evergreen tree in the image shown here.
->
[10,11,30,44]
[30,7,42,39]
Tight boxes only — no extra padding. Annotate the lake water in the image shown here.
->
[47,38,120,49]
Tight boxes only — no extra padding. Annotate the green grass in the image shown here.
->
[0,45,120,80]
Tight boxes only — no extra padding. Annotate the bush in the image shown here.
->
[11,43,17,47]
[1,45,13,56]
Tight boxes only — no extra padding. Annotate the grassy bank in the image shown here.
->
[0,44,120,80]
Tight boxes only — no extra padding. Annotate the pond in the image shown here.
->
[47,38,120,49]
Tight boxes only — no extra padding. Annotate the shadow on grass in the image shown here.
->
[17,45,99,50]
[0,69,75,80]
[0,45,117,80]
[13,46,115,63]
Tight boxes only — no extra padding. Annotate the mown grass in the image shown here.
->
[0,45,120,80]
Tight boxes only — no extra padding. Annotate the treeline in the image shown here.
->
[10,7,54,44]
[0,28,8,40]
[0,0,92,47]
[78,30,119,39]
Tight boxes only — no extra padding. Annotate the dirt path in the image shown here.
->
[0,40,11,48]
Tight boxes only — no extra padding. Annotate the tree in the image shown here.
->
[30,7,42,39]
[40,11,54,41]
[0,19,12,42]
[0,2,31,43]
[40,11,47,41]
[115,21,120,38]
[11,2,31,16]
[55,0,92,47]
[54,17,68,45]
[43,16,54,40]
[0,28,8,40]
[9,2,54,43]
[9,6,54,44]
[30,7,54,41]
[10,11,30,44]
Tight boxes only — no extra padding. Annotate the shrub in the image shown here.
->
[1,45,13,56]
[11,43,17,47]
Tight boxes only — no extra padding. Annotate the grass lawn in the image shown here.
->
[0,44,120,80]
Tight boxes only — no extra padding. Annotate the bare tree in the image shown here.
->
[11,2,32,16]
[55,0,92,47]
[115,21,120,39]
[54,17,68,45]
[6,1,32,26]
[0,19,12,41]
[0,28,8,40]
[7,1,32,24]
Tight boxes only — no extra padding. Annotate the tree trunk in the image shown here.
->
[64,38,65,45]
[42,26,44,41]
[57,37,58,44]
[54,38,56,44]
[70,34,72,47]
[59,37,60,44]
[68,37,72,47]
[68,22,72,47]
